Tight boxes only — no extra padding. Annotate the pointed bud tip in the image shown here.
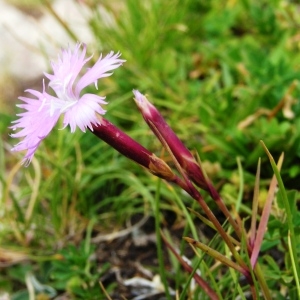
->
[132,90,153,116]
[132,89,144,105]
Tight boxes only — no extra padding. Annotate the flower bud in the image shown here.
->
[133,90,209,190]
[91,116,176,181]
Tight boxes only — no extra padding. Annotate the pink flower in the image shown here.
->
[11,43,125,165]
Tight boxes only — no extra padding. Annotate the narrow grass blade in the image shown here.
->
[288,230,300,297]
[184,237,249,278]
[260,141,300,298]
[188,208,240,247]
[25,158,41,223]
[250,152,283,268]
[45,0,78,42]
[154,179,171,300]
[161,233,219,300]
[179,256,202,300]
[224,243,247,300]
[99,281,113,300]
[249,158,261,249]
[236,157,244,213]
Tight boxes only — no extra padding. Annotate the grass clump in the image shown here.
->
[1,0,300,299]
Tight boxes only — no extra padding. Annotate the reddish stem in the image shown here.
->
[161,232,219,300]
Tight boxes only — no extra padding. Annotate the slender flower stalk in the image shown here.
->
[90,116,188,190]
[161,233,219,300]
[10,42,125,165]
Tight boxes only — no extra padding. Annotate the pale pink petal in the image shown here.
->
[63,94,107,132]
[45,43,91,99]
[75,51,125,96]
[11,90,61,165]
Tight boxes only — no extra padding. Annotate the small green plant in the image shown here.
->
[49,243,109,298]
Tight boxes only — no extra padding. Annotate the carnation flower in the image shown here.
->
[11,43,125,165]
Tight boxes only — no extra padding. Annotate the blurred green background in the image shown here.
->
[1,0,300,299]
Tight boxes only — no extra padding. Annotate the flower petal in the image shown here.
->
[63,94,107,132]
[45,42,91,100]
[75,51,125,96]
[10,90,61,165]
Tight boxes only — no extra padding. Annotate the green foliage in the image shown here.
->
[1,0,300,298]
[49,243,109,298]
[86,0,300,183]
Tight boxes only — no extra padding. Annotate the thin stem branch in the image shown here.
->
[161,232,219,300]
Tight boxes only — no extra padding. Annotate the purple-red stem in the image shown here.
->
[161,232,219,300]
